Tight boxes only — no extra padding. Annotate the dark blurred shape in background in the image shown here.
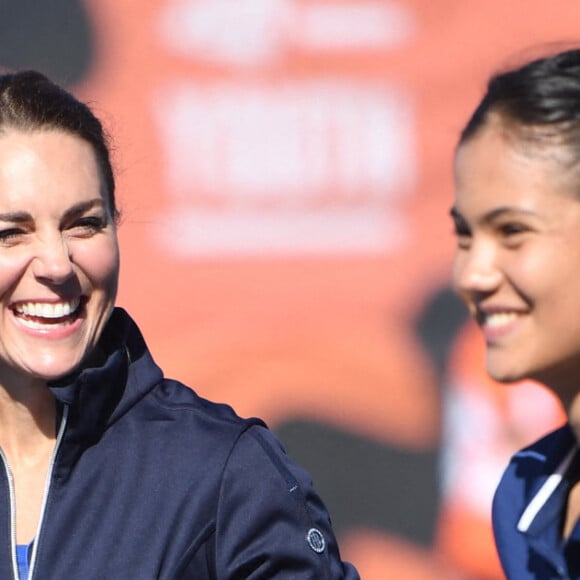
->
[0,0,93,86]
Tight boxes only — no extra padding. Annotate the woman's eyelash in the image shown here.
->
[452,221,471,237]
[0,228,24,242]
[499,222,528,235]
[73,216,106,229]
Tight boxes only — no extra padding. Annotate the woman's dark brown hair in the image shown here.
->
[0,70,118,220]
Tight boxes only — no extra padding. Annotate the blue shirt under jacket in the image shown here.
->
[492,423,580,579]
[0,308,359,580]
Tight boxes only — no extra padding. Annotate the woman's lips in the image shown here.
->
[479,310,524,340]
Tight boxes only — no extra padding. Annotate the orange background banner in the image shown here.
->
[3,0,579,576]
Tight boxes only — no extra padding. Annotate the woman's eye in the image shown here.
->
[500,223,528,236]
[452,222,472,249]
[0,228,25,245]
[69,216,106,236]
[455,234,472,250]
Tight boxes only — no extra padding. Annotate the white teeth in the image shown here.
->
[485,312,519,328]
[17,317,72,330]
[14,298,80,319]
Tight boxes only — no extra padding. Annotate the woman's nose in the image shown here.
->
[31,235,74,284]
[453,240,502,298]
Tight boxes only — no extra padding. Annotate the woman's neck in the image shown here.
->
[0,382,56,462]
[568,392,580,443]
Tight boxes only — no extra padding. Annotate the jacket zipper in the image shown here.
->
[0,446,18,580]
[27,405,69,580]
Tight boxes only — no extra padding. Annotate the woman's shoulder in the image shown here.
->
[144,377,267,442]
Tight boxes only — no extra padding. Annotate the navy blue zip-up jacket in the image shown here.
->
[0,308,359,579]
[493,423,580,579]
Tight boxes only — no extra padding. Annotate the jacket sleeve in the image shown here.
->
[214,424,360,579]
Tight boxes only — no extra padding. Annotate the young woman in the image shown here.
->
[0,71,359,580]
[452,48,580,579]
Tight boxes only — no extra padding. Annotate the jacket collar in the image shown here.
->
[517,441,578,535]
[47,307,163,445]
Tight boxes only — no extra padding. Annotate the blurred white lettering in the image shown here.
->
[153,0,416,256]
[152,82,414,256]
[158,0,414,66]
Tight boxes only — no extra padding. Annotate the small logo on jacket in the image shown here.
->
[306,528,326,553]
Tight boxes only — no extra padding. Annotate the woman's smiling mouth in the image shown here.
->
[476,309,525,340]
[11,298,82,329]
[482,311,521,328]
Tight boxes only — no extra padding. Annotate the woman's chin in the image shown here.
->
[23,355,85,383]
[486,366,525,384]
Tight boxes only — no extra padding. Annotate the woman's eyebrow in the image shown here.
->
[449,207,461,220]
[0,199,105,224]
[0,211,31,223]
[481,206,538,222]
[449,205,538,224]
[62,198,105,220]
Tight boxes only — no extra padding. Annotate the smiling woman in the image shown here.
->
[451,48,580,579]
[0,131,118,386]
[0,71,359,580]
